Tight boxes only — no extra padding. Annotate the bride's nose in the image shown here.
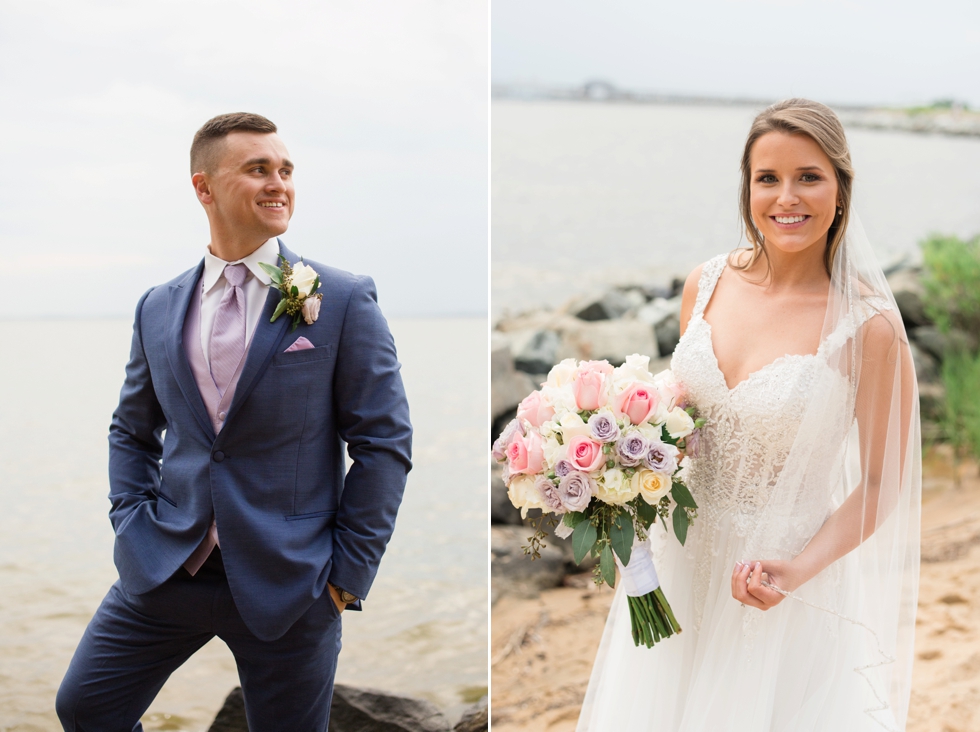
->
[776,182,801,207]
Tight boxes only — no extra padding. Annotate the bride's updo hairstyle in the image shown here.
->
[736,98,854,277]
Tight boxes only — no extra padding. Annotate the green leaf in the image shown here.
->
[610,512,634,566]
[671,481,698,509]
[258,262,282,284]
[600,544,616,587]
[290,313,301,332]
[311,275,321,295]
[633,497,659,527]
[291,285,299,297]
[672,506,689,545]
[562,511,588,529]
[572,520,597,565]
[269,297,289,323]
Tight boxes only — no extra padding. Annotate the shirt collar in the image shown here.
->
[202,238,280,294]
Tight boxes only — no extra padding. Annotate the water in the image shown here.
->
[492,100,980,316]
[0,317,487,731]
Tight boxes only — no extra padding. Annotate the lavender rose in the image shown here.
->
[557,471,595,512]
[685,429,703,459]
[643,441,679,474]
[588,409,621,443]
[554,459,575,478]
[492,419,523,462]
[616,432,649,467]
[536,475,565,514]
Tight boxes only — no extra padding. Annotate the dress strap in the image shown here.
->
[691,254,728,319]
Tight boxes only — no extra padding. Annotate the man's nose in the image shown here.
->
[266,172,286,191]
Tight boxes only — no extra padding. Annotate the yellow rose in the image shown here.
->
[507,475,544,518]
[632,469,672,505]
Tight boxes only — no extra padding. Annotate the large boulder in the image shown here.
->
[208,686,452,732]
[509,329,561,375]
[909,341,940,384]
[491,525,568,601]
[886,268,928,328]
[453,696,488,732]
[491,335,538,423]
[570,288,636,321]
[556,318,659,364]
[490,464,522,525]
[910,326,978,363]
[329,685,452,732]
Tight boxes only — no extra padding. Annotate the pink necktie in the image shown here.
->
[185,263,247,576]
[208,263,248,397]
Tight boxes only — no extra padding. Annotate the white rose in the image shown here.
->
[545,358,579,388]
[635,422,664,443]
[558,412,592,441]
[612,353,655,392]
[632,469,672,505]
[665,406,695,440]
[288,262,319,299]
[596,468,640,505]
[507,475,545,518]
[541,383,578,417]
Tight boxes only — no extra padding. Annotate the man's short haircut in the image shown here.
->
[190,112,277,175]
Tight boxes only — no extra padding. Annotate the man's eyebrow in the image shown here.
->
[244,157,294,169]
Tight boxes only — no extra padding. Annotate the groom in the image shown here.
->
[56,113,413,730]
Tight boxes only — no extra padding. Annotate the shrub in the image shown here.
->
[939,350,980,461]
[920,233,980,335]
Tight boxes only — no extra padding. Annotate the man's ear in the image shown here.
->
[192,172,213,205]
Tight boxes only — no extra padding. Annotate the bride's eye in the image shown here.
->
[755,174,777,184]
[800,173,821,182]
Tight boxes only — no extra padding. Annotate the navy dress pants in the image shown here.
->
[56,549,342,732]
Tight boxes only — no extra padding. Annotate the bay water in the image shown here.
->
[492,100,980,316]
[0,317,487,731]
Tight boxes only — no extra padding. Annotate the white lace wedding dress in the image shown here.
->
[576,254,899,732]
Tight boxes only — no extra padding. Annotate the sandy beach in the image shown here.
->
[491,447,980,732]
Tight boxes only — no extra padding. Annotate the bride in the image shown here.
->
[577,99,921,731]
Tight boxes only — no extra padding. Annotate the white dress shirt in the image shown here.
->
[200,238,279,362]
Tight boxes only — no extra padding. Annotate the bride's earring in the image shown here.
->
[836,201,843,217]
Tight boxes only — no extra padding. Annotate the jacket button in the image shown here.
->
[218,411,227,421]
[213,451,225,462]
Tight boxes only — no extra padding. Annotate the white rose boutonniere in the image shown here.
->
[259,255,324,332]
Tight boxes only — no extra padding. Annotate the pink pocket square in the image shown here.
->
[283,336,316,353]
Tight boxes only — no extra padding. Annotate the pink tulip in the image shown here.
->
[506,431,545,475]
[566,435,605,473]
[517,390,556,427]
[615,383,661,425]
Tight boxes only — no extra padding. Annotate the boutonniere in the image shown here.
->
[259,254,323,332]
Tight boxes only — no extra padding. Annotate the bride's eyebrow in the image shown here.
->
[754,166,825,172]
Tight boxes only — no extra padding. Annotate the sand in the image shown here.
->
[490,447,980,732]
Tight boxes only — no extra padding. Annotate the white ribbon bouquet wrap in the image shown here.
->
[493,355,705,648]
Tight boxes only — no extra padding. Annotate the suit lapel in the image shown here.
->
[224,239,294,424]
[165,261,216,440]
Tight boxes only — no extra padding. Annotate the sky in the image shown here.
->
[0,0,488,318]
[493,0,980,109]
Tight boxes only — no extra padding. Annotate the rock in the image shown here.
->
[511,329,561,375]
[491,335,538,422]
[910,342,940,384]
[655,314,681,356]
[490,464,522,526]
[886,268,928,328]
[556,318,659,365]
[637,296,683,356]
[910,326,978,362]
[329,684,451,732]
[208,688,247,732]
[570,289,635,321]
[453,696,488,732]
[918,382,946,423]
[491,525,568,599]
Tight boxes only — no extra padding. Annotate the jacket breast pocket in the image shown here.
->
[273,344,334,367]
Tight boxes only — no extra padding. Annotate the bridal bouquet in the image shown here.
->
[492,355,705,648]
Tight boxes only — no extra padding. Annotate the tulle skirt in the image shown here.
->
[576,514,899,732]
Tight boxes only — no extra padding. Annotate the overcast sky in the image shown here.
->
[0,0,488,318]
[493,0,980,108]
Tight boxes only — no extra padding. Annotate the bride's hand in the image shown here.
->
[731,560,800,611]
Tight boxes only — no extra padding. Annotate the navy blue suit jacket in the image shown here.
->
[107,240,412,641]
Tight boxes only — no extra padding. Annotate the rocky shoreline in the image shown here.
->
[491,258,965,596]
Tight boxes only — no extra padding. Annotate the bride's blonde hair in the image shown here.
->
[735,98,854,277]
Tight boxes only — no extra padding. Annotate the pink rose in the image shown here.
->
[572,361,613,411]
[506,431,545,475]
[517,390,555,428]
[302,296,321,325]
[566,434,605,473]
[615,383,661,425]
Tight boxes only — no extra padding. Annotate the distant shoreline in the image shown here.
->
[492,84,980,138]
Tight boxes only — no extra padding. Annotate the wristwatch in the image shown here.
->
[333,585,359,605]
